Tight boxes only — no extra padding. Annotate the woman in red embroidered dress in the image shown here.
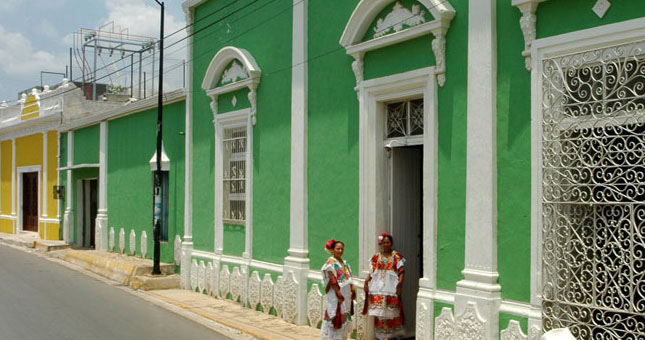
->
[362,233,405,339]
[320,239,356,340]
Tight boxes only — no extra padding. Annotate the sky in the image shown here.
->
[0,0,187,104]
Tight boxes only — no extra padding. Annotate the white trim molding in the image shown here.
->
[96,121,108,251]
[63,131,73,243]
[356,66,439,338]
[455,1,501,339]
[201,47,262,125]
[16,165,41,234]
[529,16,645,334]
[340,0,455,87]
[212,108,254,260]
[511,0,547,71]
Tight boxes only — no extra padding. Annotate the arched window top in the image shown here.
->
[339,0,455,87]
[339,0,454,47]
[201,46,261,92]
[202,46,262,124]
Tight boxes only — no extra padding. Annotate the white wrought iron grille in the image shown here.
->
[386,98,423,139]
[541,39,645,340]
[223,126,246,225]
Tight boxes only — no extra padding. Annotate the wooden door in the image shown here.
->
[22,172,38,232]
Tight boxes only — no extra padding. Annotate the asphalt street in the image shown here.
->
[0,244,232,340]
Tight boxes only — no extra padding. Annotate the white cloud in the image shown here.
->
[0,0,22,12]
[103,0,185,43]
[0,24,66,76]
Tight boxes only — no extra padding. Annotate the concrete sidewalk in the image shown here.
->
[0,232,321,340]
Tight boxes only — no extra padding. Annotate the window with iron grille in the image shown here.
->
[222,126,246,225]
[541,39,645,339]
[386,98,423,139]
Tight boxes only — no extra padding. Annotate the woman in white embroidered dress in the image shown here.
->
[320,239,356,340]
[362,233,405,339]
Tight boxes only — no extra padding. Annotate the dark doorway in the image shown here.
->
[81,179,98,248]
[22,172,39,232]
[389,146,423,339]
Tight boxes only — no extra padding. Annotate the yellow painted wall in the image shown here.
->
[21,94,40,120]
[39,221,45,238]
[45,222,59,240]
[16,134,43,167]
[1,140,12,215]
[47,131,58,218]
[0,218,13,233]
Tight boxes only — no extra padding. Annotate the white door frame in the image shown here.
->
[17,165,41,234]
[356,66,438,335]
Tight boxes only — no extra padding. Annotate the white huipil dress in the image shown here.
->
[320,257,353,340]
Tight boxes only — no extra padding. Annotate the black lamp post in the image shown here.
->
[152,0,164,275]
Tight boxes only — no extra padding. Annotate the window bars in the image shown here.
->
[223,126,246,225]
[386,98,424,139]
[541,39,645,339]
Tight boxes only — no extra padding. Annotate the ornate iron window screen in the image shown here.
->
[541,39,645,339]
[386,98,424,139]
[223,126,247,225]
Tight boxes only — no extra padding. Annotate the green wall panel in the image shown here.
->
[107,100,185,263]
[223,223,245,256]
[363,35,435,81]
[192,0,292,262]
[218,87,251,114]
[496,0,532,302]
[435,0,467,292]
[537,0,645,39]
[73,124,99,164]
[308,0,361,273]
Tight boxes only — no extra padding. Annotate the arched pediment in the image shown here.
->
[201,46,261,91]
[202,46,262,124]
[339,0,455,87]
[340,0,453,47]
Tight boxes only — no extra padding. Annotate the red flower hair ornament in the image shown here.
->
[325,239,336,253]
[377,232,392,246]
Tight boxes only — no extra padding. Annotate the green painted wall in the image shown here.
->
[434,0,467,291]
[218,88,251,114]
[537,0,645,39]
[307,0,361,274]
[433,301,453,319]
[192,0,292,262]
[222,223,244,256]
[73,124,99,164]
[363,35,435,80]
[496,0,532,302]
[107,100,185,263]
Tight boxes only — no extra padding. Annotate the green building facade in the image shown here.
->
[57,0,645,339]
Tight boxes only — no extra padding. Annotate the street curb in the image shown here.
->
[64,249,174,285]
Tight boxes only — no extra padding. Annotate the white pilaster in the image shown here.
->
[181,7,195,289]
[63,131,73,242]
[284,0,310,326]
[95,122,108,251]
[455,0,501,338]
[11,138,16,233]
[42,132,48,218]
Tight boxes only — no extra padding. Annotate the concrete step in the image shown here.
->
[64,249,174,286]
[131,274,180,291]
[34,240,71,252]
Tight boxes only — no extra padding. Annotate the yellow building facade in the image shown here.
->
[0,90,60,239]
